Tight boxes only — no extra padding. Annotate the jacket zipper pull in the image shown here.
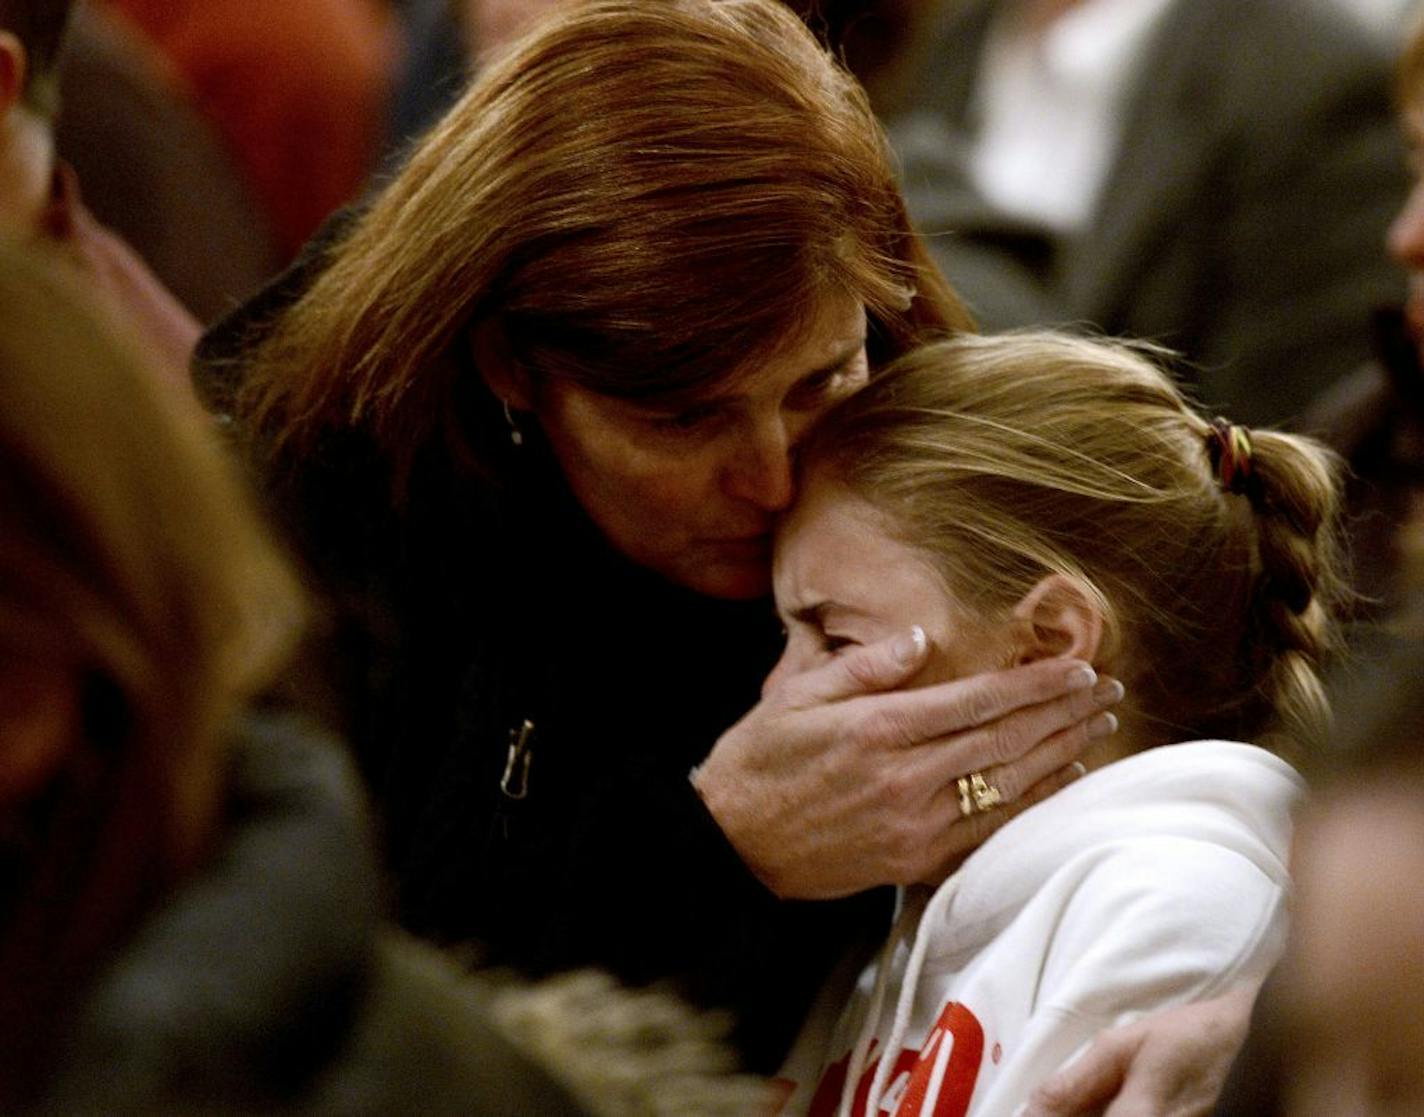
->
[500,718,536,800]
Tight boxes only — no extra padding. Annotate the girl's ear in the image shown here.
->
[1008,573,1105,666]
[468,318,533,410]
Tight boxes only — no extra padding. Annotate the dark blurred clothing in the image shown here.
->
[33,712,587,1116]
[192,217,890,1075]
[56,4,280,324]
[104,0,395,261]
[894,0,1408,426]
[1301,308,1424,655]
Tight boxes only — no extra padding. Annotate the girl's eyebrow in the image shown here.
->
[786,601,831,627]
[783,599,873,626]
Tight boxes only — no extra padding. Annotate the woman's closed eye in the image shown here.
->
[821,632,859,655]
[787,348,868,411]
[650,403,727,436]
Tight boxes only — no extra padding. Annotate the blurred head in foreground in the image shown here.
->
[1273,636,1424,1117]
[0,238,300,1099]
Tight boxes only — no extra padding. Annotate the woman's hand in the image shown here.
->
[1021,983,1258,1117]
[690,626,1123,898]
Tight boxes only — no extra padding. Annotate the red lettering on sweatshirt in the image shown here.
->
[806,1002,985,1117]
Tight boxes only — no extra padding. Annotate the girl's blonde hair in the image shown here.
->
[0,241,302,1091]
[228,0,970,488]
[801,331,1345,753]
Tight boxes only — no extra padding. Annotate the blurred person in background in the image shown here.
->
[1299,0,1424,649]
[103,0,396,262]
[1270,636,1424,1117]
[1209,15,1424,1111]
[1210,635,1424,1117]
[387,0,557,159]
[885,0,1409,427]
[54,2,282,323]
[388,1,943,166]
[458,0,561,61]
[0,0,198,384]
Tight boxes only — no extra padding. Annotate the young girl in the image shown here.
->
[769,331,1343,1117]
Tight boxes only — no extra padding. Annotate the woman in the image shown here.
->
[764,332,1342,1116]
[197,0,1124,1073]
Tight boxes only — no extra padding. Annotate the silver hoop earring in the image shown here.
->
[502,399,524,447]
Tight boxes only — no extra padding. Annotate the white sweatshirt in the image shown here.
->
[775,741,1303,1117]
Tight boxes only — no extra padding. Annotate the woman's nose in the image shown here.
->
[723,418,795,512]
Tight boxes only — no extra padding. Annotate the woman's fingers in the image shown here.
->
[904,754,1088,885]
[881,686,1121,884]
[840,672,1121,795]
[779,627,1098,722]
[915,678,1123,799]
[699,649,1126,898]
[774,625,931,704]
[1021,984,1256,1117]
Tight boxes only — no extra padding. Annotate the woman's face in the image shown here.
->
[529,294,870,599]
[765,475,1010,691]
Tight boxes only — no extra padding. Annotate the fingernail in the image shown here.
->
[1092,678,1125,706]
[1065,664,1097,690]
[1070,761,1088,779]
[894,625,927,665]
[1087,711,1119,739]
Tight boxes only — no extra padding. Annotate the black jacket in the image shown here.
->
[194,231,887,1072]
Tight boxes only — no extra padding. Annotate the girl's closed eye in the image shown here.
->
[788,352,869,411]
[821,633,859,655]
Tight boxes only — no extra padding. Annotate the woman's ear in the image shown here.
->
[468,318,533,410]
[1009,573,1105,666]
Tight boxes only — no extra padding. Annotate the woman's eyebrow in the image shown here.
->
[802,338,867,379]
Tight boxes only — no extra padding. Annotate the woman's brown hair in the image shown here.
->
[230,0,970,488]
[800,331,1346,755]
[0,241,302,1095]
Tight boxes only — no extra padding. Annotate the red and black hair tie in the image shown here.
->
[1206,417,1255,497]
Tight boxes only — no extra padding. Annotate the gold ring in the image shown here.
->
[957,772,1003,817]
